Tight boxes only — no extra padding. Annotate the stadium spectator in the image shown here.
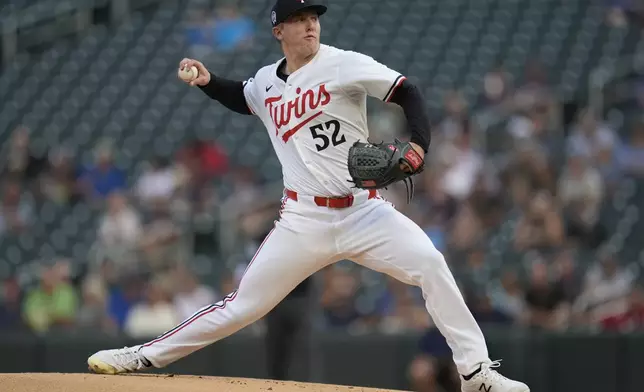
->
[607,2,629,27]
[553,248,583,303]
[514,191,565,251]
[505,142,555,198]
[507,105,548,145]
[172,266,217,320]
[468,291,514,326]
[135,156,177,205]
[617,119,644,178]
[419,169,459,226]
[320,266,362,330]
[600,284,644,331]
[124,276,179,338]
[376,278,430,334]
[566,109,617,163]
[39,147,81,206]
[212,4,255,52]
[463,247,486,279]
[76,275,116,333]
[481,64,513,109]
[138,200,183,274]
[23,261,78,334]
[106,270,144,331]
[175,139,229,187]
[558,154,606,248]
[437,124,483,202]
[513,59,552,113]
[488,270,526,323]
[420,210,447,253]
[98,192,143,271]
[0,277,26,330]
[184,7,215,59]
[448,200,484,252]
[408,324,460,392]
[435,90,469,143]
[0,180,34,235]
[573,251,635,327]
[2,125,47,185]
[523,261,569,330]
[78,142,126,200]
[220,166,264,225]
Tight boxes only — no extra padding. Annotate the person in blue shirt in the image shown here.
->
[78,144,126,200]
[212,5,255,52]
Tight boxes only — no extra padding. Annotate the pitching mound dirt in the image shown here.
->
[0,373,405,392]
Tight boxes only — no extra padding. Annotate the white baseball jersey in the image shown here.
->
[242,44,406,197]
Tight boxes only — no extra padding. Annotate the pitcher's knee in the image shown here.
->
[226,291,280,324]
[414,245,449,272]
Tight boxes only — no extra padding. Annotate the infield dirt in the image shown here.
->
[0,373,406,392]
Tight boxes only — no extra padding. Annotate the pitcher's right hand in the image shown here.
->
[178,58,211,87]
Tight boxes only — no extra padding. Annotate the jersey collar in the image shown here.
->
[273,44,328,82]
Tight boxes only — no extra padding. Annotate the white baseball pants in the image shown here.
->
[139,190,489,375]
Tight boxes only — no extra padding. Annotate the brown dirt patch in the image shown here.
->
[0,373,406,392]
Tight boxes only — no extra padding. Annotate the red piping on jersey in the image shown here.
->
[141,290,238,348]
[281,111,324,142]
[385,76,407,102]
[140,223,279,349]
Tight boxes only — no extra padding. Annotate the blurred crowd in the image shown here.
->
[183,2,255,58]
[1,53,643,342]
[0,127,234,337]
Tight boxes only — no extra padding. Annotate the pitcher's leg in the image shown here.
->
[89,221,333,373]
[139,226,329,367]
[348,203,488,375]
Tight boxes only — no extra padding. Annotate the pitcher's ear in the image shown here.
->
[272,26,283,41]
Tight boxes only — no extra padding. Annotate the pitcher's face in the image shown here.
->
[274,10,320,58]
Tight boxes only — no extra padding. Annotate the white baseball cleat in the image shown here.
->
[87,345,153,375]
[461,360,530,392]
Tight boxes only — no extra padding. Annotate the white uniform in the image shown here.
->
[139,44,489,376]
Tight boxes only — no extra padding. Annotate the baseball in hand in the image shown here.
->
[178,65,199,82]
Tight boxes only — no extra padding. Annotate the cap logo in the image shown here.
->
[271,11,277,24]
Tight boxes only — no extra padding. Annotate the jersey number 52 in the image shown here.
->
[310,120,346,152]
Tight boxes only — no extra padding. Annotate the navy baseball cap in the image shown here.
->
[270,0,327,27]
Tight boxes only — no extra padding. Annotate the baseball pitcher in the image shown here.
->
[88,1,530,391]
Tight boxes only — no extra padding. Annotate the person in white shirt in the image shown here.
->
[124,277,180,339]
[88,2,528,390]
[172,267,218,321]
[97,192,142,271]
[134,157,177,204]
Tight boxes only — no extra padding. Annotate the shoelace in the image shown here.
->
[481,360,510,382]
[113,347,145,371]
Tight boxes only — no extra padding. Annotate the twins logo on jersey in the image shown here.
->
[264,84,331,142]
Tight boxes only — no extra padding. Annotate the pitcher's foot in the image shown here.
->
[87,345,153,375]
[461,360,529,392]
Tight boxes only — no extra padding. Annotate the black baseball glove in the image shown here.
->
[347,139,425,203]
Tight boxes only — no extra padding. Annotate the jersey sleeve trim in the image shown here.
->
[242,79,258,115]
[384,75,407,102]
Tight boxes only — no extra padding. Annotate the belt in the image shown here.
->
[284,188,377,208]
